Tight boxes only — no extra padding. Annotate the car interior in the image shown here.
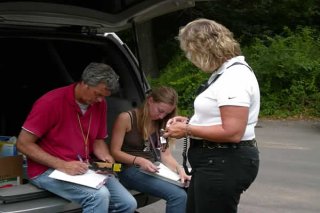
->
[0,30,156,211]
[0,32,145,137]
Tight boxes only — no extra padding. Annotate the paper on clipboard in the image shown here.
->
[49,169,108,189]
[140,162,185,187]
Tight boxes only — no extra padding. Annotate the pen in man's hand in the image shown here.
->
[77,154,83,162]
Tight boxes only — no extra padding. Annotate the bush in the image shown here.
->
[152,26,320,118]
[243,26,320,118]
[149,54,208,116]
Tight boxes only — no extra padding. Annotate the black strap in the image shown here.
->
[195,62,252,96]
[148,131,161,162]
[182,61,253,175]
[127,111,133,128]
[227,61,253,71]
[195,73,222,96]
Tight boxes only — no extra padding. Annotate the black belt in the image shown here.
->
[190,138,257,149]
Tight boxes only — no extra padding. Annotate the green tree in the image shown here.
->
[244,26,320,117]
[152,26,320,118]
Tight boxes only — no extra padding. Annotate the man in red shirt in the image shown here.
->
[17,62,137,213]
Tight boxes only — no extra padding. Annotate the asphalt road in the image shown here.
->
[136,119,320,213]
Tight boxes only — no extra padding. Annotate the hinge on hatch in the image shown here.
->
[81,26,98,35]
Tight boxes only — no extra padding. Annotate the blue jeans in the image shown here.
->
[31,169,137,213]
[118,166,187,213]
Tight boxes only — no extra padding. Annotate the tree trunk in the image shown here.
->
[135,21,159,78]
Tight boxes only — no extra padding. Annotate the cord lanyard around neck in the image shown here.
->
[77,113,92,163]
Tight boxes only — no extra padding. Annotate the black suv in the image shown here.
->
[0,1,195,212]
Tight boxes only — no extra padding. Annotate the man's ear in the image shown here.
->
[79,81,88,88]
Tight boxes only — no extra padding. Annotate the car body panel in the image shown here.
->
[0,0,195,33]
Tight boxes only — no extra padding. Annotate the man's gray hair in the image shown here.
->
[81,62,119,93]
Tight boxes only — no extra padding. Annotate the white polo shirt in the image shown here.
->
[189,56,260,140]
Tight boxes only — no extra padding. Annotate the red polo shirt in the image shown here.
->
[22,83,107,178]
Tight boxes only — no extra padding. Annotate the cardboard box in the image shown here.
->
[0,155,23,188]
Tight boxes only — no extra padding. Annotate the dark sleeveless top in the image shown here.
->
[122,110,156,165]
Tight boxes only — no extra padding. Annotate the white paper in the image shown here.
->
[49,169,108,189]
[140,162,183,187]
[156,162,180,181]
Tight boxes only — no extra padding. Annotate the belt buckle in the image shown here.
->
[217,144,223,148]
[207,143,215,149]
[202,142,215,149]
[218,144,230,149]
[232,144,238,149]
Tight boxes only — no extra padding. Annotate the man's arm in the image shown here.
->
[16,129,88,175]
[93,139,115,163]
[17,129,65,168]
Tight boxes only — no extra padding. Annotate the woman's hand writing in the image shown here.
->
[135,157,159,173]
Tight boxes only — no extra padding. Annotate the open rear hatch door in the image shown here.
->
[0,0,195,33]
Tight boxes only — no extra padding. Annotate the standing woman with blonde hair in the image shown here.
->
[110,86,190,213]
[165,18,260,213]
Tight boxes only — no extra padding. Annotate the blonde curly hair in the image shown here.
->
[178,18,241,73]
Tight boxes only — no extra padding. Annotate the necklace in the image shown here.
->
[77,112,92,162]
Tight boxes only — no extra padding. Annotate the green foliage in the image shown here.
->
[152,0,320,70]
[243,26,320,118]
[149,54,208,116]
[152,26,320,118]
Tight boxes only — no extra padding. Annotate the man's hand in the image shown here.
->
[100,154,115,163]
[60,161,89,175]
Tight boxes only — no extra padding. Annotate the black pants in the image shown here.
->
[186,144,259,213]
